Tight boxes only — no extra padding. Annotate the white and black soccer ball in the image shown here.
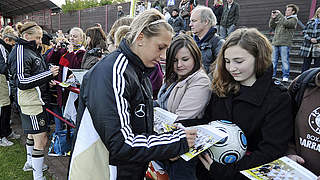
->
[207,120,247,164]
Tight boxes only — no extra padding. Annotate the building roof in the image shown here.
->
[0,0,60,17]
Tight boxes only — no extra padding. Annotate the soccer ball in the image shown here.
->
[207,120,247,164]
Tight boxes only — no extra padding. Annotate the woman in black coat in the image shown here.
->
[184,28,293,180]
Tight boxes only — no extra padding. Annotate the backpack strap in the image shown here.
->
[290,68,320,114]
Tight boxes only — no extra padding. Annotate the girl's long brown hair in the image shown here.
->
[212,28,272,97]
[165,34,202,86]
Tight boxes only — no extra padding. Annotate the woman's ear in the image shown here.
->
[24,33,29,41]
[136,32,144,40]
[3,37,10,44]
[135,32,144,46]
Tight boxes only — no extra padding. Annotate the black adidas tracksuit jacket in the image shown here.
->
[74,39,189,180]
[8,38,53,111]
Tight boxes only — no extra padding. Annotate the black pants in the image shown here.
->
[301,56,320,73]
[0,105,12,138]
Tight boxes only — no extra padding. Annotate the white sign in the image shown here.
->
[167,0,175,6]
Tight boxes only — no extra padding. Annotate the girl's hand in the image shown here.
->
[287,154,305,164]
[199,153,213,171]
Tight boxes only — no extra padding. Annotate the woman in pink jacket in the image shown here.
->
[155,34,211,180]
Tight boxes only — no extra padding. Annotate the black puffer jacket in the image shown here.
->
[194,27,224,74]
[74,39,189,180]
[8,38,53,106]
[168,15,184,34]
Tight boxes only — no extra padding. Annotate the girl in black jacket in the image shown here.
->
[196,28,293,180]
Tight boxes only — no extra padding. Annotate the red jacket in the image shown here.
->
[46,47,85,107]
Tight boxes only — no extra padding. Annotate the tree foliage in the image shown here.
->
[62,0,126,13]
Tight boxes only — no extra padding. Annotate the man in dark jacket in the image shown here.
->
[190,5,224,74]
[220,0,239,39]
[168,8,184,35]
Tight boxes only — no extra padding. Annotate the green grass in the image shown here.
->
[0,139,52,180]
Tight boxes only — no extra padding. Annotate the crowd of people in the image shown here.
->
[0,1,319,180]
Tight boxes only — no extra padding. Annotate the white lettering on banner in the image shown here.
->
[308,107,320,135]
[306,133,320,142]
[300,137,320,152]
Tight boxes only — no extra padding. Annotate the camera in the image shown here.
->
[87,48,103,58]
[61,42,69,49]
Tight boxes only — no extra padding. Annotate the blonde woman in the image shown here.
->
[8,22,59,180]
[46,27,86,123]
[114,25,130,48]
[0,26,20,147]
[70,9,197,179]
[107,17,133,53]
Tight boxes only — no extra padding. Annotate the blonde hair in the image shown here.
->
[185,30,193,37]
[214,0,223,5]
[41,44,52,54]
[108,17,133,44]
[55,36,68,43]
[126,9,174,44]
[70,27,86,46]
[313,7,320,19]
[16,21,42,36]
[1,26,18,40]
[115,25,130,48]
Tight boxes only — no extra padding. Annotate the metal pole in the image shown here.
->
[59,13,61,30]
[105,5,108,33]
[78,10,81,28]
